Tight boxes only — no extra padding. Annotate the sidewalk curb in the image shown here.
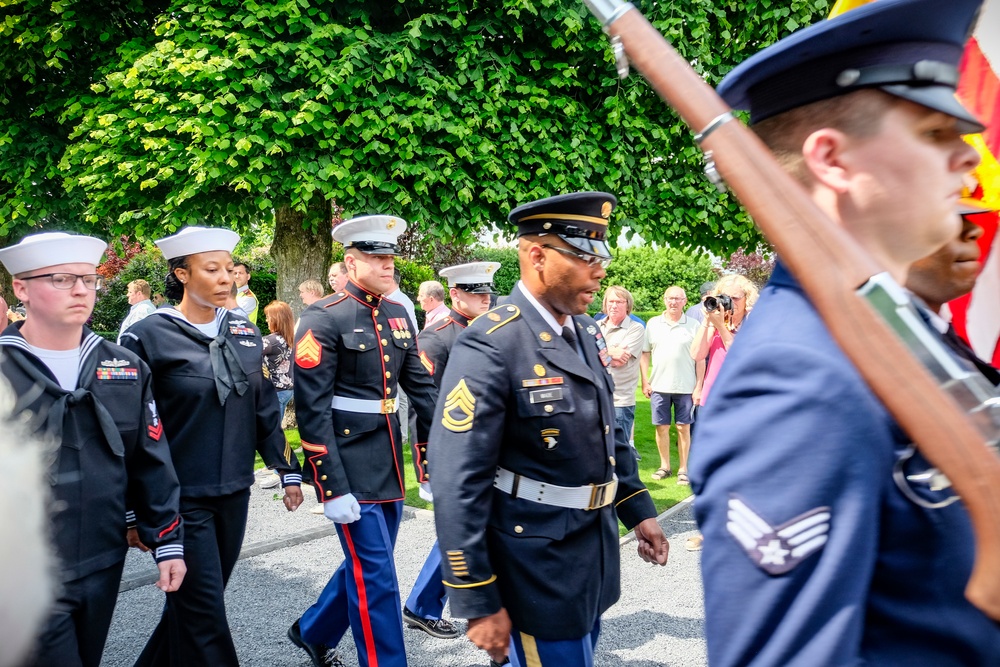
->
[119,499,690,592]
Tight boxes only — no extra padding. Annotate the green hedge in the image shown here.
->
[91,252,169,334]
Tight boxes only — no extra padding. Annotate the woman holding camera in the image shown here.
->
[690,274,759,407]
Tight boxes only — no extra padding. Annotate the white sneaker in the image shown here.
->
[259,473,281,489]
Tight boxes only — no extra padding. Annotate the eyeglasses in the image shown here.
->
[541,244,611,269]
[20,273,104,290]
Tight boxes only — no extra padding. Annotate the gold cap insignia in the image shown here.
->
[601,201,612,218]
[539,331,552,342]
[533,364,546,377]
[386,219,397,230]
[486,266,495,274]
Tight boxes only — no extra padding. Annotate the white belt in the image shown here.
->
[493,467,618,511]
[330,396,398,414]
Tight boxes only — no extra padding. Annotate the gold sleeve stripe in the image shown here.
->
[519,212,609,227]
[614,488,650,507]
[300,440,328,453]
[443,574,497,589]
[520,632,544,667]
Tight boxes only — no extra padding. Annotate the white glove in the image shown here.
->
[323,493,361,524]
[418,482,434,503]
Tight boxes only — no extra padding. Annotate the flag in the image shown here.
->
[828,0,1000,365]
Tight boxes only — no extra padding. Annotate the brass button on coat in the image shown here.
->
[514,525,524,534]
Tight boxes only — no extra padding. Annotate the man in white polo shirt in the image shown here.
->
[640,286,703,484]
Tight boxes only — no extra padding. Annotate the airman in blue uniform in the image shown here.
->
[691,1,1000,664]
[430,193,669,667]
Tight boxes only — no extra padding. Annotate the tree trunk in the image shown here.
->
[271,202,332,319]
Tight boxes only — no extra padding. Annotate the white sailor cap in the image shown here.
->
[0,232,107,275]
[439,262,501,294]
[332,215,407,256]
[154,226,240,260]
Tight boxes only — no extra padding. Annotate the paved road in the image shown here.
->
[103,483,706,666]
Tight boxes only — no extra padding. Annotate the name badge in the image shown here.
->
[529,387,563,404]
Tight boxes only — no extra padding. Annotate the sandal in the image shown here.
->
[677,472,690,486]
[651,467,671,481]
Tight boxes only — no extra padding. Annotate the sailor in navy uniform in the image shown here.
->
[120,227,303,667]
[289,215,439,667]
[429,193,669,667]
[403,262,501,642]
[0,233,185,667]
[690,1,1000,665]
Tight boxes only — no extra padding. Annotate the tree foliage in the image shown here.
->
[50,0,828,250]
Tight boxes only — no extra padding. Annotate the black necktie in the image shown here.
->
[562,325,586,363]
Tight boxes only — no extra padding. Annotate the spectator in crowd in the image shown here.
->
[121,227,302,667]
[416,280,449,329]
[233,261,259,324]
[152,292,168,308]
[685,281,716,324]
[118,279,157,344]
[224,282,249,319]
[327,262,348,293]
[640,286,702,483]
[299,279,325,307]
[906,205,999,385]
[259,300,298,491]
[0,284,7,323]
[599,286,646,461]
[690,274,758,409]
[0,232,185,667]
[289,216,437,667]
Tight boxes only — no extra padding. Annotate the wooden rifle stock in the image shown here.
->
[583,2,1000,619]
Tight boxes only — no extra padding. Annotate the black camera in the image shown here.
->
[703,294,733,313]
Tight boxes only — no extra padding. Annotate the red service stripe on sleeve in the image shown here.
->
[158,515,181,539]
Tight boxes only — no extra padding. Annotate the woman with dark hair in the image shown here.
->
[120,227,303,666]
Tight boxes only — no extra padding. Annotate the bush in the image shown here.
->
[468,246,520,297]
[601,246,717,313]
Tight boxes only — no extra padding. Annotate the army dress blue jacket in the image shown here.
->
[0,323,183,581]
[690,263,1000,666]
[293,279,438,502]
[429,284,657,641]
[121,308,299,498]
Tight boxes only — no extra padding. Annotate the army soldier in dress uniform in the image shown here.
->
[0,233,185,667]
[402,262,501,644]
[289,216,439,667]
[121,227,303,667]
[690,1,1000,665]
[429,193,669,667]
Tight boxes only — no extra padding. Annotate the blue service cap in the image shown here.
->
[717,0,985,134]
[508,191,616,260]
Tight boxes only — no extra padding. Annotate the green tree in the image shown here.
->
[602,245,716,312]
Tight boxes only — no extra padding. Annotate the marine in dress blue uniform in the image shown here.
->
[404,262,501,641]
[0,233,184,667]
[430,193,668,667]
[120,227,302,667]
[690,1,1000,665]
[289,215,439,667]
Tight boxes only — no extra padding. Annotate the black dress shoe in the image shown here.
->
[402,606,461,639]
[288,619,345,667]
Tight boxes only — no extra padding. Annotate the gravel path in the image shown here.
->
[103,480,706,666]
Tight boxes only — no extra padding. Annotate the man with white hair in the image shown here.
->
[0,232,185,667]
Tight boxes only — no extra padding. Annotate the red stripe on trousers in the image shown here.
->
[343,524,379,666]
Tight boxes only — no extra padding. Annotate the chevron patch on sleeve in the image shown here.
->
[295,329,322,369]
[726,496,830,575]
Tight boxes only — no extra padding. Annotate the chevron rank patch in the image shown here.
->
[726,496,830,575]
[295,330,322,369]
[419,350,435,375]
[147,401,163,441]
[441,379,476,433]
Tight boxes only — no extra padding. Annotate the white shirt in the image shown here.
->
[28,345,81,391]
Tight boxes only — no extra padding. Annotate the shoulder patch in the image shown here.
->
[295,330,322,368]
[726,496,830,576]
[475,305,519,334]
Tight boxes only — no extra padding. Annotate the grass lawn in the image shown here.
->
[260,389,691,534]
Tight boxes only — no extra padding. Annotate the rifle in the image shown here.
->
[580,0,1000,619]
